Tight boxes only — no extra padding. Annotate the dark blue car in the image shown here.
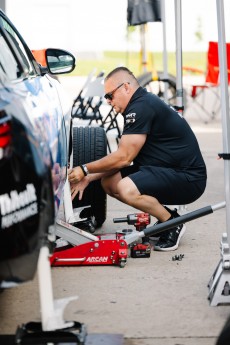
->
[0,9,76,287]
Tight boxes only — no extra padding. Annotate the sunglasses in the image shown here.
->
[104,82,125,101]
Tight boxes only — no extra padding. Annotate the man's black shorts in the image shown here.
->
[120,165,206,205]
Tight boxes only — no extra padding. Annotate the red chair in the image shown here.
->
[183,41,230,122]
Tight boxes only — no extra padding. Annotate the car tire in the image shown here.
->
[72,126,107,228]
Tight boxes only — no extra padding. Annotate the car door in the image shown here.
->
[0,10,70,211]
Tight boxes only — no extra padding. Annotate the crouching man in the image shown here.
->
[68,67,207,251]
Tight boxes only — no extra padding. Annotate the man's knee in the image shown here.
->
[101,176,117,197]
[117,177,140,203]
[101,177,111,195]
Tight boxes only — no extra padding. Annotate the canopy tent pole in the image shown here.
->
[216,0,230,225]
[161,0,169,102]
[174,0,183,113]
[208,0,230,306]
[174,0,187,212]
[140,24,148,72]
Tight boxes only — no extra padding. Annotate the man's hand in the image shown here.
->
[68,166,85,184]
[70,177,90,200]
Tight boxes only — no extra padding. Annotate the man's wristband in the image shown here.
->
[80,164,89,176]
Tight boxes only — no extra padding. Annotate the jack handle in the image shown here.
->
[143,202,226,237]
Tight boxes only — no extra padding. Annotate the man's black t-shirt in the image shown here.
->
[122,87,206,182]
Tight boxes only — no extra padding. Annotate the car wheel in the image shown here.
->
[72,126,107,229]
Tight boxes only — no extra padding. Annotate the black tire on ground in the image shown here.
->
[157,71,177,105]
[137,71,187,110]
[138,71,177,105]
[72,126,107,227]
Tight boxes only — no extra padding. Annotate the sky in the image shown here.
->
[5,0,230,53]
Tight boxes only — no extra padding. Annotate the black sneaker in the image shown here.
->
[149,206,177,241]
[149,220,161,240]
[154,223,186,251]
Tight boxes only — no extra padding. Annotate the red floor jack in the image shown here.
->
[50,212,151,268]
[50,184,226,268]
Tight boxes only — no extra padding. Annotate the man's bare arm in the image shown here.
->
[68,134,146,184]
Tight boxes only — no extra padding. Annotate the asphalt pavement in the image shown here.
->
[0,76,229,345]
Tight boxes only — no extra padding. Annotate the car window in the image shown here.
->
[0,33,22,80]
[1,16,36,77]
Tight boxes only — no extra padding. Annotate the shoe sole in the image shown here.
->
[154,224,186,252]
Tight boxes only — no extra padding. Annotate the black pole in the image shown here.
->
[144,205,214,237]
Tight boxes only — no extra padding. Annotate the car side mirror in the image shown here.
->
[32,48,76,75]
[46,48,76,75]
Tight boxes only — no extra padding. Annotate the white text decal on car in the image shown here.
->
[0,184,38,229]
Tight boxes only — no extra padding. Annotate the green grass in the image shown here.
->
[70,51,206,77]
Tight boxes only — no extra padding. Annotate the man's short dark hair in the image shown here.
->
[105,67,137,82]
